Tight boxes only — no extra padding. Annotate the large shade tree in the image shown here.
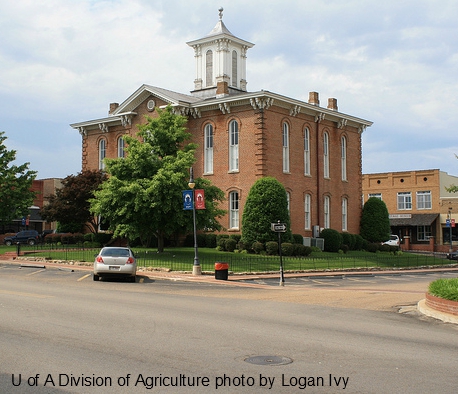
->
[241,176,291,247]
[0,131,37,228]
[90,106,225,251]
[40,170,107,233]
[360,197,391,243]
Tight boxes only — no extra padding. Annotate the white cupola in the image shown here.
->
[187,8,254,98]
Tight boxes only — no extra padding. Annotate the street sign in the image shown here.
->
[271,222,287,232]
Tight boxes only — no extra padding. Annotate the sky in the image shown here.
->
[1,0,458,179]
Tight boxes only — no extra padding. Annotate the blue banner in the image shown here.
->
[182,190,193,210]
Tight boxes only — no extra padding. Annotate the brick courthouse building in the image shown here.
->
[71,9,372,237]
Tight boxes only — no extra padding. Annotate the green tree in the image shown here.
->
[241,176,291,247]
[0,131,37,227]
[360,197,391,242]
[40,170,107,233]
[90,106,225,252]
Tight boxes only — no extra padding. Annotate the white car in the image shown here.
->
[93,247,137,282]
[383,235,400,247]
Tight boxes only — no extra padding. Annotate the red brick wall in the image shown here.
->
[82,97,363,237]
[425,292,458,316]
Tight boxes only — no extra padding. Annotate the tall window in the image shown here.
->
[324,195,330,228]
[282,122,290,173]
[418,225,432,241]
[229,191,239,229]
[397,192,412,210]
[232,50,238,87]
[204,124,214,174]
[417,191,432,209]
[341,136,347,181]
[99,139,106,170]
[206,50,213,87]
[286,192,291,212]
[342,197,348,231]
[304,194,311,230]
[304,127,310,175]
[229,120,239,171]
[323,132,329,178]
[117,137,125,158]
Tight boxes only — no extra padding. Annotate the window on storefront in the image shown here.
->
[417,225,432,241]
[397,192,412,210]
[416,191,431,210]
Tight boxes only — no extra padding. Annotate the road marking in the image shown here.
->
[0,289,53,299]
[346,278,374,283]
[77,274,91,281]
[310,279,340,286]
[26,269,46,276]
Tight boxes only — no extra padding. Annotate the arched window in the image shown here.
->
[204,124,214,174]
[229,120,239,172]
[282,122,290,173]
[341,136,347,181]
[206,50,213,87]
[117,137,125,158]
[304,194,311,230]
[232,50,238,87]
[229,191,239,229]
[99,139,106,170]
[323,132,329,178]
[324,195,330,228]
[304,127,310,176]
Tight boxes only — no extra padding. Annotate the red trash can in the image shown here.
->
[215,262,229,280]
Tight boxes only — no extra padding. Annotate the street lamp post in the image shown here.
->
[449,207,453,254]
[188,168,201,275]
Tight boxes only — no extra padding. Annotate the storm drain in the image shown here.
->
[244,356,293,366]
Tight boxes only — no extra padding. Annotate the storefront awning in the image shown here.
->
[389,213,439,226]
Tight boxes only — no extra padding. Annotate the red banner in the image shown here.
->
[194,189,205,210]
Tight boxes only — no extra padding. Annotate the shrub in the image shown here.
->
[429,278,458,301]
[229,234,241,244]
[379,244,391,253]
[225,238,237,252]
[252,241,264,254]
[216,235,229,251]
[197,233,206,248]
[293,243,308,256]
[205,233,217,248]
[281,242,294,256]
[341,232,355,250]
[310,246,322,254]
[265,241,279,256]
[366,242,380,253]
[320,229,342,253]
[340,244,349,254]
[354,234,365,250]
[292,234,304,244]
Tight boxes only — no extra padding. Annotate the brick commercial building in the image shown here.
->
[362,169,458,252]
[71,9,372,238]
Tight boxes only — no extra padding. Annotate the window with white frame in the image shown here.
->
[417,225,432,241]
[304,194,311,230]
[368,193,382,200]
[323,132,329,178]
[232,50,237,87]
[282,122,290,173]
[229,191,239,229]
[304,127,310,175]
[342,197,348,231]
[397,192,412,210]
[324,195,330,228]
[229,120,239,172]
[99,139,106,170]
[416,190,432,210]
[341,136,347,181]
[286,191,291,212]
[117,137,125,158]
[206,50,213,87]
[204,124,214,174]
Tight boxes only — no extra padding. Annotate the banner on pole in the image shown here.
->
[182,190,193,210]
[195,189,205,210]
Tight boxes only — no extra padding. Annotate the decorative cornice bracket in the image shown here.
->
[250,97,274,111]
[219,103,230,114]
[337,118,348,129]
[99,123,109,133]
[290,105,301,117]
[78,127,87,137]
[315,113,325,123]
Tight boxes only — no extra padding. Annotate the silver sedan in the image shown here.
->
[93,247,137,282]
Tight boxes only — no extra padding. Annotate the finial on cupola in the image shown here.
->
[219,7,223,20]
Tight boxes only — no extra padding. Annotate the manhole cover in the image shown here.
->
[244,356,293,366]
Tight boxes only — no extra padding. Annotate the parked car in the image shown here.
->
[446,251,458,260]
[383,234,400,247]
[93,247,137,282]
[3,230,41,246]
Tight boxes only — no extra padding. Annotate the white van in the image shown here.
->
[383,235,400,246]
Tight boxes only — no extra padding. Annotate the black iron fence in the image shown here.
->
[9,244,456,273]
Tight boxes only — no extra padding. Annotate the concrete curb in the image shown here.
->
[417,299,458,325]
